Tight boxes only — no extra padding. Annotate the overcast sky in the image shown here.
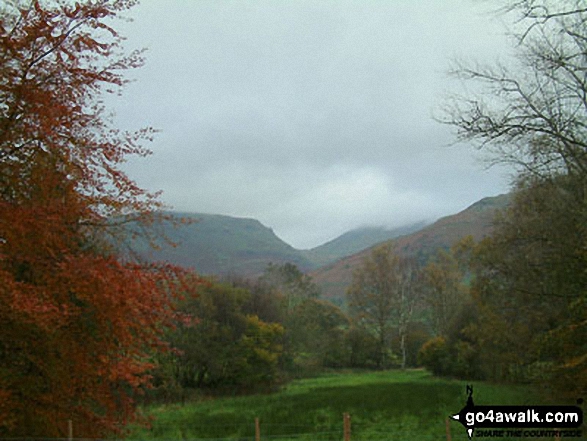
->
[112,0,515,249]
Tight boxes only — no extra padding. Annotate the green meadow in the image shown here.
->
[127,370,542,440]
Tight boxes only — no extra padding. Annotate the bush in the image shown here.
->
[418,337,450,376]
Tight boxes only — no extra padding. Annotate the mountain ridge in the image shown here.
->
[130,211,313,277]
[299,221,428,267]
[127,194,509,284]
[310,193,510,302]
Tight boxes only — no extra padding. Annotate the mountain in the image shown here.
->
[130,212,313,277]
[125,194,509,284]
[301,222,427,268]
[310,194,510,303]
[126,213,428,278]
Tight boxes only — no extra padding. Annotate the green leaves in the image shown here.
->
[164,281,284,393]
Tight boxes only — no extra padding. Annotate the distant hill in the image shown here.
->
[301,222,427,268]
[124,194,509,284]
[129,212,313,277]
[126,213,428,278]
[310,194,510,303]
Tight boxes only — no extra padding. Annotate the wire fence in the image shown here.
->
[120,416,464,441]
[0,420,455,441]
[122,420,572,440]
[3,418,572,440]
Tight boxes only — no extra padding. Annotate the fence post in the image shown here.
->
[445,417,451,441]
[68,419,73,441]
[343,412,351,441]
[255,417,260,441]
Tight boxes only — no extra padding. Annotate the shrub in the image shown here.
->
[418,337,450,376]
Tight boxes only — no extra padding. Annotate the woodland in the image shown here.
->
[0,0,585,437]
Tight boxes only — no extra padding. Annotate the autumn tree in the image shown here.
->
[421,248,467,337]
[227,275,352,375]
[347,244,421,368]
[442,0,587,394]
[0,1,192,436]
[417,239,484,379]
[229,275,285,325]
[258,262,327,373]
[468,178,587,384]
[260,262,320,310]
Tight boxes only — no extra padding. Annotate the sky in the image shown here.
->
[111,0,515,250]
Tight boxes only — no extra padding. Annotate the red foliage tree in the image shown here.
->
[0,1,193,436]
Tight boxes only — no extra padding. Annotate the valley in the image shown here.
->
[131,194,510,304]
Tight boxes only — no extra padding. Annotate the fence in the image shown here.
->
[131,414,455,440]
[8,417,566,441]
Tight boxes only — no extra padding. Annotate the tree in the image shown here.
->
[257,263,323,372]
[228,275,285,325]
[421,248,467,337]
[442,0,587,181]
[346,324,379,369]
[418,337,451,377]
[468,178,587,385]
[0,1,191,436]
[165,281,283,393]
[287,298,351,371]
[395,256,422,369]
[260,263,320,310]
[347,244,421,368]
[442,0,587,395]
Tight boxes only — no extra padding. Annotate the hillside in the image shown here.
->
[301,222,427,268]
[311,194,510,303]
[127,213,429,278]
[126,194,509,283]
[130,212,313,277]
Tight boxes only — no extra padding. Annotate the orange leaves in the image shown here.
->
[1,0,152,222]
[0,1,199,437]
[0,220,195,435]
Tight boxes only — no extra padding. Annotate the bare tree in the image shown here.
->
[441,0,587,180]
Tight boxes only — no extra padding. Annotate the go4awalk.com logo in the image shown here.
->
[450,386,584,439]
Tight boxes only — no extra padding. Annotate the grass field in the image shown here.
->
[127,370,543,440]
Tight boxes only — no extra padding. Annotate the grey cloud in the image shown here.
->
[114,0,513,249]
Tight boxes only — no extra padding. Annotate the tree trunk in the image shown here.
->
[400,331,406,370]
